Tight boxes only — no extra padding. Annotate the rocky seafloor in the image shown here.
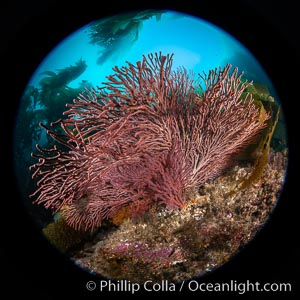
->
[66,150,287,283]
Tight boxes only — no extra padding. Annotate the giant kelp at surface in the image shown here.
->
[88,10,165,64]
[38,58,88,123]
[30,53,269,231]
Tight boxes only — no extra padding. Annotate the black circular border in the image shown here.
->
[1,0,298,298]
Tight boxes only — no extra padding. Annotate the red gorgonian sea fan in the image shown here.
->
[30,53,269,231]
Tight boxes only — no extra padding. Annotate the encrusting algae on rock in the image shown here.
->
[71,149,287,282]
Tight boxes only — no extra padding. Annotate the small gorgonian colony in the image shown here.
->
[30,53,269,231]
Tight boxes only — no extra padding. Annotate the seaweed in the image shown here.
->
[239,105,280,190]
[43,217,86,253]
[246,82,287,151]
[226,82,283,193]
[39,58,87,90]
[14,59,91,212]
[88,10,165,64]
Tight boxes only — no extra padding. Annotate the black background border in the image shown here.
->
[1,0,299,298]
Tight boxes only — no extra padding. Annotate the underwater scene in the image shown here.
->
[14,10,288,283]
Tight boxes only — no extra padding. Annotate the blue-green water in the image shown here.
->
[13,9,284,215]
[28,11,273,90]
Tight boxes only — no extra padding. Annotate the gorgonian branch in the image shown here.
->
[30,53,269,231]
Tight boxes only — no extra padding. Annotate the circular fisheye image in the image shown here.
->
[14,10,288,283]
